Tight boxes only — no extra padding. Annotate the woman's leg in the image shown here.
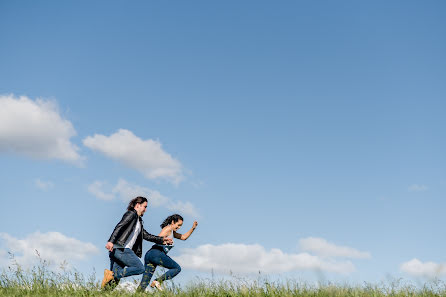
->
[138,249,159,291]
[154,252,181,283]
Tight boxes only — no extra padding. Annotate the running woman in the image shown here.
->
[138,214,198,291]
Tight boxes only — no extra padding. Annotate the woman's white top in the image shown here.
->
[154,230,174,254]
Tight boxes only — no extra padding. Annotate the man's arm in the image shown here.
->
[142,228,171,245]
[105,211,135,251]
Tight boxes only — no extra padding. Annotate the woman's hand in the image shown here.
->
[192,221,198,229]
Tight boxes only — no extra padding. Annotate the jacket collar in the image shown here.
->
[131,209,144,225]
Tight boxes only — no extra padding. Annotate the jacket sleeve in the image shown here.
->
[108,211,134,243]
[142,228,164,244]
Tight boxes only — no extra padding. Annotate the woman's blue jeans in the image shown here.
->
[109,248,145,281]
[139,248,181,290]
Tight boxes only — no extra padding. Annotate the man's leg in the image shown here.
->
[101,268,114,289]
[111,260,123,284]
[112,248,145,279]
[101,250,121,289]
[109,251,115,271]
[101,250,122,290]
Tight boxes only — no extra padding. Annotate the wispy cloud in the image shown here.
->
[87,181,114,200]
[88,178,199,217]
[83,129,183,184]
[34,179,54,191]
[174,242,357,275]
[299,237,371,259]
[0,231,99,268]
[0,95,83,164]
[112,179,169,207]
[408,184,428,192]
[167,201,198,217]
[401,258,446,278]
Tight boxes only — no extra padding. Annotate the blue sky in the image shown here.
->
[1,0,446,287]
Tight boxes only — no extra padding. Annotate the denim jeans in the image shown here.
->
[109,248,145,281]
[139,247,181,290]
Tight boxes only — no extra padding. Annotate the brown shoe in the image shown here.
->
[101,269,114,289]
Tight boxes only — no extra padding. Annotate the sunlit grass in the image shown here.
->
[2,252,446,297]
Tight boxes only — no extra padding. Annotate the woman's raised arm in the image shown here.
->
[174,221,198,240]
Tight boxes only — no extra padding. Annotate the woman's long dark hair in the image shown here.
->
[160,214,183,228]
[127,196,148,211]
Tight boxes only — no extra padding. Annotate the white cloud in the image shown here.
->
[0,231,99,268]
[299,237,371,259]
[0,250,8,267]
[83,129,183,184]
[174,243,355,275]
[401,259,446,278]
[87,181,115,200]
[34,179,54,191]
[0,95,83,164]
[167,201,199,217]
[88,178,198,217]
[408,184,428,192]
[112,179,169,207]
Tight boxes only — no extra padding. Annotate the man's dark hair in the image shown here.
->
[127,196,148,211]
[160,214,184,228]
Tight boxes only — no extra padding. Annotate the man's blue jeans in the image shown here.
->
[109,248,144,281]
[139,248,181,290]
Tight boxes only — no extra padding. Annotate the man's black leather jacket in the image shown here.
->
[108,209,163,258]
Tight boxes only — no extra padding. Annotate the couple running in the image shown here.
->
[101,196,198,291]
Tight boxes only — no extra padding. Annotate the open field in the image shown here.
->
[2,261,446,297]
[2,279,446,297]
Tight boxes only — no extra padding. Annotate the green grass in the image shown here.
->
[2,255,446,297]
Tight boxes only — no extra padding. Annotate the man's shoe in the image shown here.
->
[150,280,163,291]
[101,269,114,289]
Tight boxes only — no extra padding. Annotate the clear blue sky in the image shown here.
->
[1,0,446,287]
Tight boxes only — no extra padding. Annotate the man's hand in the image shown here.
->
[163,237,173,245]
[192,221,198,229]
[105,242,114,252]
